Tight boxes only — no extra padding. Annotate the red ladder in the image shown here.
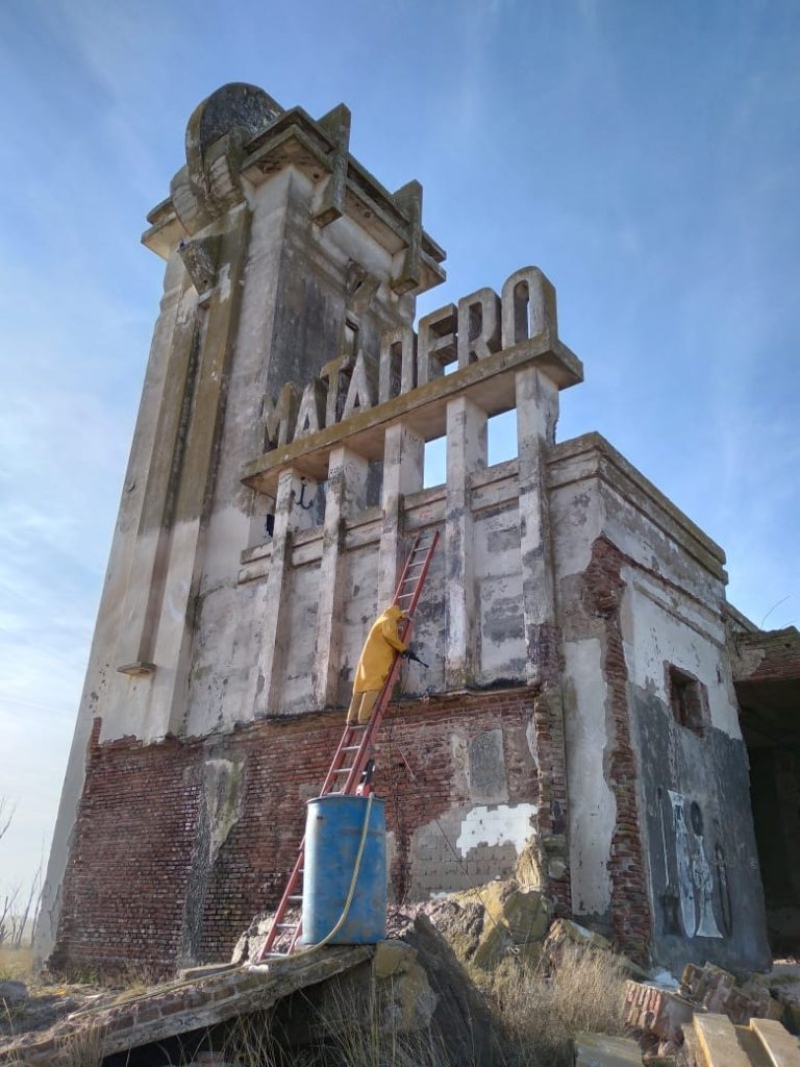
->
[255,529,439,958]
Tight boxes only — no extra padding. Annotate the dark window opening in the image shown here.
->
[344,318,359,360]
[667,665,708,736]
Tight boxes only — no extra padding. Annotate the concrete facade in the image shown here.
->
[38,82,771,976]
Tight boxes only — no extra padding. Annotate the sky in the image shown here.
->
[0,0,798,895]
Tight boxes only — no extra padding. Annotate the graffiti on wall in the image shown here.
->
[656,788,728,939]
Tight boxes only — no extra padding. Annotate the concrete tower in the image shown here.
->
[39,83,769,978]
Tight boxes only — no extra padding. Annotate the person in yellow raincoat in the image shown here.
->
[346,604,408,725]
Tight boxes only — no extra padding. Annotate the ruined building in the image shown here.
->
[37,83,798,978]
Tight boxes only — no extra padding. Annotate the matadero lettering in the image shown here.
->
[261,266,556,450]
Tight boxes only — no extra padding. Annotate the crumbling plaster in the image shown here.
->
[563,637,615,918]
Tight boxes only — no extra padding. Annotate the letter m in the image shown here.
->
[261,383,300,451]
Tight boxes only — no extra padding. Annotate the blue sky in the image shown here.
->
[1,0,798,893]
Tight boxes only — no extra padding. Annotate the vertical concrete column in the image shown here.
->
[445,396,487,687]
[377,422,424,607]
[515,365,559,683]
[253,467,298,716]
[313,446,369,706]
[515,364,571,911]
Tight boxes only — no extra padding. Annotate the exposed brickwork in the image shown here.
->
[53,691,543,976]
[582,536,653,961]
[732,627,800,683]
[624,981,694,1042]
[524,622,571,915]
[51,718,198,975]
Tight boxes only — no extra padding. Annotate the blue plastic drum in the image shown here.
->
[301,794,387,945]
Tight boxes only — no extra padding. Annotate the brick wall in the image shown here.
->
[581,536,653,960]
[526,621,571,915]
[52,690,545,976]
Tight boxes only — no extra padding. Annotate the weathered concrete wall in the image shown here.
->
[38,84,443,962]
[551,433,769,970]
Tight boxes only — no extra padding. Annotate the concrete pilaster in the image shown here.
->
[515,364,570,911]
[445,397,487,688]
[313,446,369,706]
[377,423,424,608]
[112,205,253,740]
[253,468,297,716]
[515,366,559,684]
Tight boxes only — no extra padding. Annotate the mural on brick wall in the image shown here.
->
[659,789,725,939]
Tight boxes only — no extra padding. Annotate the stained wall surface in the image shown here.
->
[551,434,770,971]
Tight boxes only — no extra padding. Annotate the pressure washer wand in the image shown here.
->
[402,648,429,669]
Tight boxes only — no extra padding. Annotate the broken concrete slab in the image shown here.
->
[397,913,499,1067]
[573,1031,643,1066]
[0,947,373,1065]
[426,878,551,970]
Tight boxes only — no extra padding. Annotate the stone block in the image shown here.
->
[372,939,416,979]
[428,878,550,971]
[543,917,614,967]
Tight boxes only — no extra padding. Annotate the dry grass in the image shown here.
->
[490,945,629,1067]
[0,945,34,983]
[53,1023,104,1067]
[224,1010,315,1066]
[222,947,627,1067]
[317,981,447,1067]
[223,983,448,1067]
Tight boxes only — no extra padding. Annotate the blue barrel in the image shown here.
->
[301,795,387,945]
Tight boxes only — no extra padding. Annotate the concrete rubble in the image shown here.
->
[623,958,800,1065]
[419,877,551,970]
[5,878,800,1064]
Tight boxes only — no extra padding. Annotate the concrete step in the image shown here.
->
[573,1032,643,1066]
[749,1017,800,1067]
[736,1025,777,1067]
[694,1012,751,1067]
[692,1012,800,1067]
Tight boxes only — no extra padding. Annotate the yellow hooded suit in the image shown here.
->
[347,605,408,724]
